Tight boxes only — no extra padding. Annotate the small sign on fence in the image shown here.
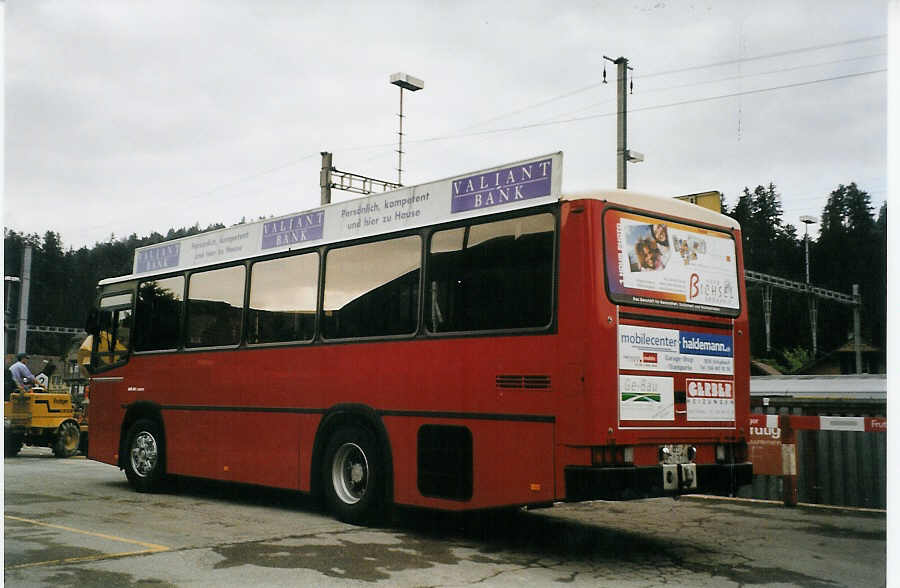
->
[748,414,782,476]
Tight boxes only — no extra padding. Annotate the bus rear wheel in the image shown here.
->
[124,418,165,493]
[322,426,385,525]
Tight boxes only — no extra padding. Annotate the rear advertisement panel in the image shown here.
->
[619,375,675,421]
[618,325,734,375]
[618,325,735,423]
[604,209,740,316]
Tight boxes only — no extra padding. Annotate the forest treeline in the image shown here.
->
[728,182,886,370]
[3,183,887,370]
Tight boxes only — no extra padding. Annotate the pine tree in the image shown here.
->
[814,183,880,352]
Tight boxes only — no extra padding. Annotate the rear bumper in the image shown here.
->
[565,462,753,501]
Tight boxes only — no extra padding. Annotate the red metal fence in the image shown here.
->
[746,414,887,508]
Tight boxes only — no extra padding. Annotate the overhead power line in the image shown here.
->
[544,52,886,123]
[75,43,886,242]
[409,68,886,144]
[457,34,886,132]
[638,34,886,79]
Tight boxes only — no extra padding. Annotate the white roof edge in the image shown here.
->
[562,189,740,230]
[99,274,137,287]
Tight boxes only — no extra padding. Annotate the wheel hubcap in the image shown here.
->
[331,442,368,505]
[61,423,79,450]
[131,431,158,477]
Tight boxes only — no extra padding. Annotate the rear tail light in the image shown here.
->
[734,440,749,462]
[716,444,727,462]
[592,445,633,466]
[716,442,749,463]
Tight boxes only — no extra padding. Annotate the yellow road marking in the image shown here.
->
[4,515,170,570]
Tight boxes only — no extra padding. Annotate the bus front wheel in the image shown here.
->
[322,426,384,525]
[124,418,165,493]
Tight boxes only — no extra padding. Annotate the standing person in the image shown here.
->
[9,353,37,392]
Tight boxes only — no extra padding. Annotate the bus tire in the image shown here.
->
[322,426,384,525]
[52,420,81,458]
[124,418,165,493]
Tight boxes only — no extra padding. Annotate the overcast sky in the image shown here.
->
[2,1,890,251]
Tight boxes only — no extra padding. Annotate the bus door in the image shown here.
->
[87,291,134,462]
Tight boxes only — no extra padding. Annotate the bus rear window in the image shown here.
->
[603,209,740,316]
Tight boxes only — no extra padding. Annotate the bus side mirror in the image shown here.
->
[85,308,99,335]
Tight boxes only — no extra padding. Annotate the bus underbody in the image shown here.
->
[565,462,752,501]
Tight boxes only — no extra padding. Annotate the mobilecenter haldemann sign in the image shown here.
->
[131,152,563,276]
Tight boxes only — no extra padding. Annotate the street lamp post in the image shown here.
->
[389,72,424,186]
[800,215,817,357]
[800,215,816,284]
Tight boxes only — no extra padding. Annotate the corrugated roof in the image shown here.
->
[750,374,886,399]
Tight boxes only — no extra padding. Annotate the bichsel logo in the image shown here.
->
[642,352,658,364]
[686,379,733,399]
[688,273,736,305]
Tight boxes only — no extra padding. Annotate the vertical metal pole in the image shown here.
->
[320,151,333,205]
[808,296,818,358]
[16,246,32,354]
[616,58,628,190]
[762,286,773,354]
[781,416,799,507]
[804,229,811,284]
[853,284,862,373]
[397,86,405,186]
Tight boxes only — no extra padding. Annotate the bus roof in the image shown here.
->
[99,154,739,286]
[562,189,740,230]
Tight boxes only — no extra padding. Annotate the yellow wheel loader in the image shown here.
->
[5,369,87,458]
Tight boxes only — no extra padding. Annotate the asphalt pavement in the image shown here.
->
[3,446,888,587]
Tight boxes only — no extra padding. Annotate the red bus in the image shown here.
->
[87,153,751,523]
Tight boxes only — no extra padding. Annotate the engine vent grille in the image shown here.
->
[496,374,551,390]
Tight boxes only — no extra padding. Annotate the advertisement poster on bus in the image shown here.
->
[619,374,674,421]
[133,152,563,275]
[685,378,735,421]
[618,324,734,375]
[604,210,740,316]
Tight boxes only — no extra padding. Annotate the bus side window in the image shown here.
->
[134,276,184,351]
[427,213,555,333]
[323,236,421,339]
[186,265,245,348]
[248,253,318,344]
